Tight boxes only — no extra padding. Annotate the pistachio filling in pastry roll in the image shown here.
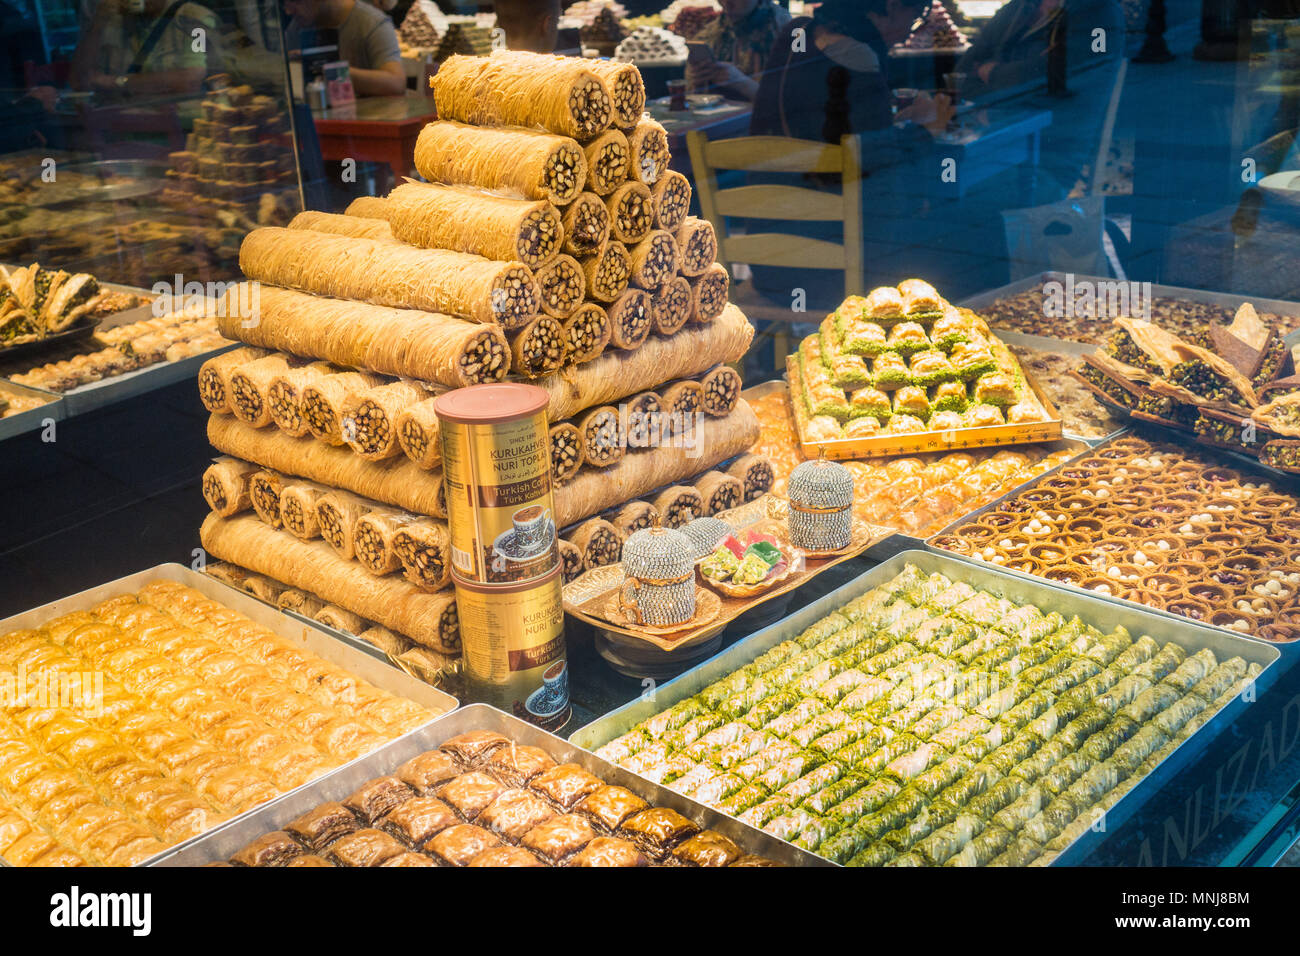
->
[696,470,743,516]
[652,276,692,336]
[608,500,658,538]
[413,120,588,206]
[606,182,655,244]
[562,302,611,365]
[660,379,703,425]
[586,59,646,131]
[198,346,266,414]
[699,364,742,417]
[726,454,775,502]
[288,210,392,240]
[534,254,585,319]
[249,469,286,528]
[395,397,442,470]
[391,519,452,592]
[549,421,585,485]
[316,490,373,560]
[238,229,540,329]
[578,405,623,468]
[387,182,562,269]
[229,354,299,428]
[343,380,433,462]
[220,285,511,387]
[431,51,612,140]
[627,118,670,186]
[561,192,611,257]
[689,264,729,324]
[353,510,410,576]
[279,481,327,540]
[567,518,625,571]
[628,230,680,290]
[675,217,717,277]
[302,370,387,446]
[582,129,630,195]
[607,288,653,351]
[202,457,258,517]
[624,390,663,448]
[652,485,703,528]
[558,538,584,583]
[582,241,631,303]
[650,170,692,232]
[268,361,333,437]
[510,315,569,378]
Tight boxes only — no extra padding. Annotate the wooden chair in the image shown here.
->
[685,130,864,365]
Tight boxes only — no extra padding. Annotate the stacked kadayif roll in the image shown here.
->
[200,53,758,657]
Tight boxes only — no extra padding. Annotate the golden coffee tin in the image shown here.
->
[435,384,560,587]
[452,568,570,732]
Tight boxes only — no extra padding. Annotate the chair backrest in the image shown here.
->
[685,131,864,297]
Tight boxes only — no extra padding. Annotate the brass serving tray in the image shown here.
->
[562,495,894,653]
[786,351,1064,460]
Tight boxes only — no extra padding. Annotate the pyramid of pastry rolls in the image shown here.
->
[199,53,767,650]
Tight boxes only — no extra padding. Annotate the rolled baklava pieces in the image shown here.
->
[561,192,611,257]
[582,129,630,195]
[199,346,267,414]
[606,182,655,245]
[534,304,755,422]
[585,59,646,131]
[238,228,541,329]
[201,513,461,653]
[551,400,761,528]
[651,170,692,232]
[0,580,433,865]
[207,416,449,519]
[561,302,611,365]
[652,276,692,335]
[431,51,613,140]
[413,120,588,206]
[675,217,718,277]
[202,456,258,517]
[582,240,631,303]
[288,209,392,240]
[386,181,562,269]
[218,285,511,388]
[566,517,625,571]
[534,254,585,319]
[594,561,1262,866]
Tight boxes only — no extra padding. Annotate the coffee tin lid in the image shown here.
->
[434,383,549,425]
[451,565,562,595]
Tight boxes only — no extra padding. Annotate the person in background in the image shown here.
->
[743,0,953,316]
[71,0,225,96]
[684,0,790,102]
[956,0,1122,98]
[283,0,405,96]
[493,0,561,53]
[751,0,947,143]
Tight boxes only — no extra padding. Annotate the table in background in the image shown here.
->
[311,92,437,181]
[647,98,753,179]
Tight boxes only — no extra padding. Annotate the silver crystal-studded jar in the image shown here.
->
[619,526,696,627]
[680,516,734,560]
[788,457,854,553]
